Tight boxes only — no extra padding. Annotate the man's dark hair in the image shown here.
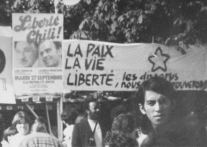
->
[84,98,99,111]
[61,107,79,125]
[136,76,176,134]
[53,41,61,50]
[38,41,61,51]
[14,41,38,49]
[137,76,176,105]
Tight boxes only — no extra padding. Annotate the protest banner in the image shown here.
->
[0,36,15,104]
[63,40,207,91]
[12,14,63,95]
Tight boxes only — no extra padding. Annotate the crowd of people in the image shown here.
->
[0,76,207,147]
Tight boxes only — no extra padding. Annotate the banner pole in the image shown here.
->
[57,94,63,140]
[46,103,53,136]
[26,104,38,118]
[54,0,58,14]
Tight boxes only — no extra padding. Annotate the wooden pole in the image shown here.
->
[54,0,58,14]
[57,95,63,140]
[26,104,38,119]
[45,103,53,136]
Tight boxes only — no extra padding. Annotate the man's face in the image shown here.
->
[139,90,172,128]
[39,41,61,67]
[87,102,100,121]
[15,41,38,67]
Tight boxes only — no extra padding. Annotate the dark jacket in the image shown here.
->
[72,119,107,147]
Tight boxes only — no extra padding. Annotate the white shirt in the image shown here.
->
[88,119,103,147]
[137,133,147,147]
[1,139,11,147]
[62,124,74,147]
[9,133,28,147]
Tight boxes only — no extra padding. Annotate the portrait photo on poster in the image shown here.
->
[14,41,38,68]
[38,41,62,68]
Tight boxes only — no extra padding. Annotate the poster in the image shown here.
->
[0,37,15,104]
[12,14,63,95]
[63,40,207,91]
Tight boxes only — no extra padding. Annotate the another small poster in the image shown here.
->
[0,36,15,104]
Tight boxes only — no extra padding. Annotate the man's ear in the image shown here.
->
[139,104,146,115]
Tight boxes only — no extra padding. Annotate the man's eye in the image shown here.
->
[46,48,51,53]
[25,48,32,52]
[160,98,168,104]
[148,101,155,106]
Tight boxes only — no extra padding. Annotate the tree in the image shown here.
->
[1,0,207,46]
[58,0,207,46]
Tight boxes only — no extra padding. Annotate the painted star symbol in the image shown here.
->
[148,47,170,72]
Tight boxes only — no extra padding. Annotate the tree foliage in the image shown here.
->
[58,0,207,46]
[1,0,207,46]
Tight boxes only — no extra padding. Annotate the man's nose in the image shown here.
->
[42,52,48,58]
[154,102,162,111]
[19,52,25,59]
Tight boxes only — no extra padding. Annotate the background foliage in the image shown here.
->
[1,0,207,46]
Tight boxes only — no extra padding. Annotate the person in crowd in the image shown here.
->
[0,114,5,147]
[31,117,48,133]
[104,113,138,147]
[104,131,137,147]
[1,126,17,147]
[75,113,85,124]
[136,76,207,147]
[72,98,107,147]
[14,41,38,68]
[136,77,178,146]
[38,41,62,67]
[110,105,127,121]
[61,107,79,147]
[9,111,31,147]
[18,132,64,147]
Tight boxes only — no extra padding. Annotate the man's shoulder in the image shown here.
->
[76,119,88,125]
[74,119,89,128]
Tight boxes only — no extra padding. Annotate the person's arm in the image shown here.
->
[72,124,81,147]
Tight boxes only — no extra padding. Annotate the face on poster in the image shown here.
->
[12,14,63,95]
